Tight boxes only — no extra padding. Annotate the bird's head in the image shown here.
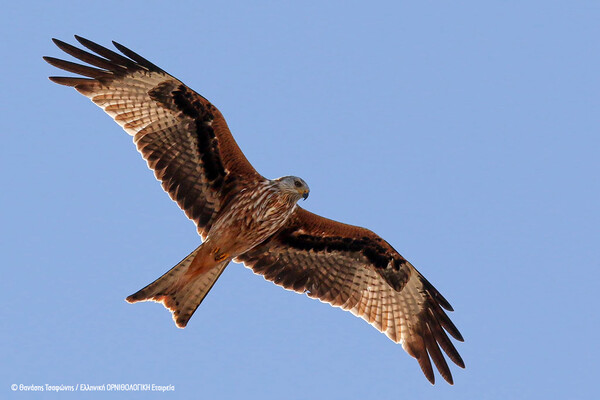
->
[275,176,310,202]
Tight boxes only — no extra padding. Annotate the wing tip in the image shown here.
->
[454,330,465,343]
[51,37,65,47]
[419,356,436,385]
[73,34,88,45]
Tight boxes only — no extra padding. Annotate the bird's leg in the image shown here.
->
[182,244,224,281]
[211,247,230,262]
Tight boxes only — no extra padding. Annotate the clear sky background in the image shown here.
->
[2,1,599,399]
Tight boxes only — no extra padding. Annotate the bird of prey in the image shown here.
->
[44,36,464,385]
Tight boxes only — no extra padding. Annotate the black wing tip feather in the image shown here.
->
[405,279,466,384]
[418,273,454,311]
[417,272,464,343]
[437,305,464,343]
[412,332,458,385]
[45,35,165,84]
[74,35,162,73]
[74,35,140,68]
[424,322,454,384]
[418,296,466,384]
[47,76,93,87]
[111,40,165,73]
[43,56,111,78]
[417,352,436,385]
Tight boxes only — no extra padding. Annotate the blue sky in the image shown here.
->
[2,1,599,398]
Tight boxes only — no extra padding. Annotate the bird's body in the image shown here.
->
[206,177,309,259]
[45,37,464,385]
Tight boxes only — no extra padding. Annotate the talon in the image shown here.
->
[214,253,229,262]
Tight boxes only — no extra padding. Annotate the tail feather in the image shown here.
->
[126,246,229,328]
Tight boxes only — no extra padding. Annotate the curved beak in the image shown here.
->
[302,190,309,200]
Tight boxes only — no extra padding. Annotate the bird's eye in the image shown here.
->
[294,180,302,188]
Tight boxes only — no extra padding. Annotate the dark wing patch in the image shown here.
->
[45,36,262,238]
[237,207,464,385]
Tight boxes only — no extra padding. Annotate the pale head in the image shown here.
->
[274,176,310,202]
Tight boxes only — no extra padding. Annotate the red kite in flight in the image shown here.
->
[45,36,464,384]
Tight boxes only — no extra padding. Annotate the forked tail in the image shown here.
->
[126,246,229,328]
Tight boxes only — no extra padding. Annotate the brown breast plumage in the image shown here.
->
[206,180,299,258]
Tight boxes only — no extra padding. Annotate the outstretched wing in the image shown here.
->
[44,36,262,238]
[237,207,464,385]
